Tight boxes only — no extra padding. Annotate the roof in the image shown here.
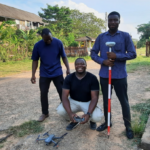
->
[75,36,95,41]
[0,3,44,23]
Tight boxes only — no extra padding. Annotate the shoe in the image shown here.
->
[126,128,134,139]
[96,122,112,132]
[90,121,97,130]
[37,114,49,122]
[66,122,79,131]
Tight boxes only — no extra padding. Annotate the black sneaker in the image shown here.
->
[126,128,134,139]
[90,121,97,130]
[96,122,112,132]
[66,122,79,131]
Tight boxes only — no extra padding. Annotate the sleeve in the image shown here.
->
[91,76,99,91]
[31,44,40,60]
[60,41,66,58]
[90,35,105,64]
[116,33,137,61]
[62,75,71,90]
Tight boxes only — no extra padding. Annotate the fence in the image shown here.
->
[146,42,150,57]
[65,47,88,57]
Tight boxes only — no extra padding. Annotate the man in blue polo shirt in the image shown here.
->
[91,11,136,139]
[31,28,70,122]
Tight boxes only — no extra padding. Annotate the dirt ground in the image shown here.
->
[0,60,150,150]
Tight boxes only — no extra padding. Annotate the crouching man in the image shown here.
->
[57,58,103,131]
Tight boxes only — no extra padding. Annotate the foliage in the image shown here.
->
[0,22,41,62]
[137,22,150,48]
[38,4,73,34]
[70,9,105,38]
[5,20,16,25]
[132,38,138,46]
[69,41,78,47]
[6,120,44,137]
[131,99,150,137]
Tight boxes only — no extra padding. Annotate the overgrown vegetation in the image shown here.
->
[137,22,150,48]
[131,99,150,138]
[6,120,44,137]
[0,5,105,62]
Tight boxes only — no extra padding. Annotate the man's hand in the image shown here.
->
[66,69,71,76]
[80,114,90,124]
[103,59,114,67]
[68,113,77,122]
[107,52,116,59]
[31,76,36,84]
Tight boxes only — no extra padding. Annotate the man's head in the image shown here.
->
[41,28,53,45]
[108,11,120,31]
[75,58,87,74]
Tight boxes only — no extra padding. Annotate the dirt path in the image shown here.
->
[0,60,150,150]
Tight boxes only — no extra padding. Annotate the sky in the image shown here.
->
[1,0,150,40]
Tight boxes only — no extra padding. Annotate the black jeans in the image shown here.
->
[39,75,64,115]
[100,77,131,128]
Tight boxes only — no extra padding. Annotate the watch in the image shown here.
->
[87,112,91,117]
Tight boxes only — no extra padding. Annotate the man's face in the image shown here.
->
[75,59,86,74]
[108,15,120,31]
[42,33,53,45]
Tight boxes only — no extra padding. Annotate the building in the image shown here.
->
[0,3,44,30]
[75,36,95,55]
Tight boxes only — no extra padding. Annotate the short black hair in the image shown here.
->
[108,11,120,19]
[41,28,51,36]
[75,58,87,65]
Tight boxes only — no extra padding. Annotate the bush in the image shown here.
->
[69,41,78,47]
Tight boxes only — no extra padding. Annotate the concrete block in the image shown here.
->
[141,115,150,150]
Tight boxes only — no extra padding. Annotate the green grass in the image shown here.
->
[0,59,32,77]
[127,48,150,72]
[6,120,44,137]
[0,56,91,77]
[145,87,150,91]
[131,99,150,137]
[0,144,4,149]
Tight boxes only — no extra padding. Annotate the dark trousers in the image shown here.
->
[100,77,131,128]
[39,75,64,115]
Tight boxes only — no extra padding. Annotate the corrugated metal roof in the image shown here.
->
[0,3,44,23]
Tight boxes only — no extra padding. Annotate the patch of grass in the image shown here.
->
[0,58,32,77]
[127,48,150,73]
[0,56,91,77]
[6,120,44,137]
[131,99,150,137]
[145,87,150,91]
[0,144,4,149]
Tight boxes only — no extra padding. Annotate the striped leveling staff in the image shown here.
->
[105,42,116,138]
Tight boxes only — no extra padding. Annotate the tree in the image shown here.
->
[70,10,105,38]
[137,22,150,48]
[38,4,72,34]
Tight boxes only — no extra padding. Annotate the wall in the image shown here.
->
[65,47,88,57]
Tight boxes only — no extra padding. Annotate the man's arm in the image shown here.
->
[31,60,38,84]
[91,35,114,67]
[91,35,105,64]
[62,57,70,75]
[62,89,77,122]
[81,90,99,124]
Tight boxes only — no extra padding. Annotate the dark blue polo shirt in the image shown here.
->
[91,30,136,79]
[31,38,66,78]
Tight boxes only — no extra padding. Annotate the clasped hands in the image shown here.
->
[69,113,90,124]
[103,52,117,67]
